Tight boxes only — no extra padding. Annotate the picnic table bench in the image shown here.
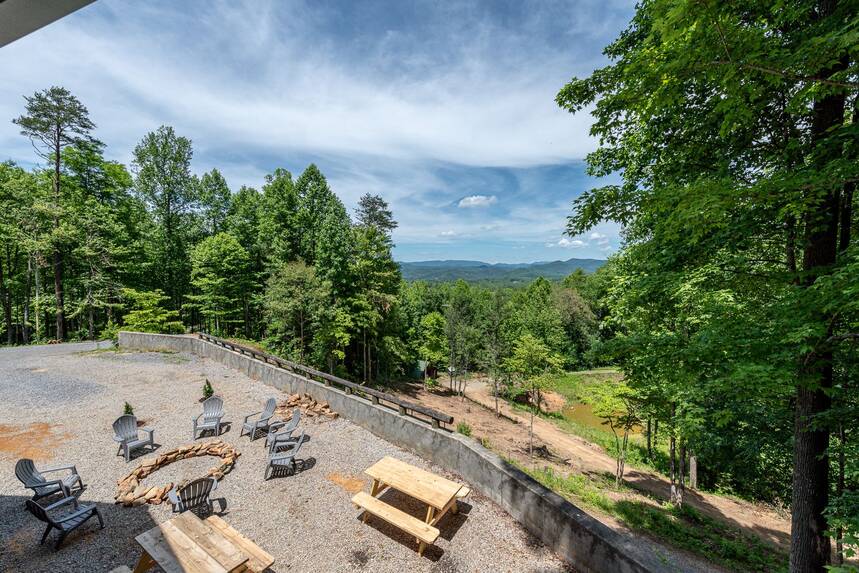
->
[132,512,274,573]
[352,456,470,556]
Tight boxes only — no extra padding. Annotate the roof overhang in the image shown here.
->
[0,0,95,48]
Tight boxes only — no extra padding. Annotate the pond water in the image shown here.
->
[561,401,642,434]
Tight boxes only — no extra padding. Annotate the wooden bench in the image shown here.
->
[205,515,275,573]
[352,491,440,556]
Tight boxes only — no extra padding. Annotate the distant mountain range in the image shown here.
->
[398,258,606,284]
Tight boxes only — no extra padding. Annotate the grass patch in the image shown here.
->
[456,421,472,437]
[225,337,273,354]
[518,464,787,572]
[552,368,623,403]
[76,346,121,356]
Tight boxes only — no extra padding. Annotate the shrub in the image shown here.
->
[202,379,214,400]
[121,288,184,334]
[100,318,120,343]
[456,421,472,437]
[123,402,134,415]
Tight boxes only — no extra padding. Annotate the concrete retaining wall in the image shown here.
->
[118,331,666,573]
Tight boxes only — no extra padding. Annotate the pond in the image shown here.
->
[560,401,642,435]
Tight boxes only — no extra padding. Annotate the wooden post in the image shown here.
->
[371,396,380,405]
[431,419,439,429]
[398,405,406,415]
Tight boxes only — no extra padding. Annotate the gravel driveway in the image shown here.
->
[0,343,571,573]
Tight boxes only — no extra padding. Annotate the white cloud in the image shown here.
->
[440,230,457,237]
[0,0,621,176]
[547,237,586,248]
[0,0,634,263]
[589,232,606,240]
[458,195,498,208]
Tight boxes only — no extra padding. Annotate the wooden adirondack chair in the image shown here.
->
[15,459,83,501]
[25,496,104,549]
[265,409,301,452]
[112,415,155,462]
[241,397,277,440]
[192,396,225,439]
[264,429,306,480]
[167,477,226,514]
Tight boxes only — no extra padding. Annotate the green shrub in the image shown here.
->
[123,402,134,415]
[100,318,120,343]
[121,288,184,334]
[456,421,472,437]
[202,379,214,400]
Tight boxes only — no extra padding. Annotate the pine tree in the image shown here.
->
[355,193,397,235]
[13,87,98,340]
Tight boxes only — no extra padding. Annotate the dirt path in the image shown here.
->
[396,379,791,553]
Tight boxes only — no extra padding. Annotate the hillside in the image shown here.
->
[398,258,605,284]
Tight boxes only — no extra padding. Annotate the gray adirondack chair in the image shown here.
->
[265,409,301,452]
[167,477,226,514]
[113,415,155,462]
[264,429,306,480]
[25,496,104,549]
[15,459,84,501]
[240,397,277,440]
[192,396,225,439]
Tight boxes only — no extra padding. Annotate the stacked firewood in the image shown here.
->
[277,393,338,421]
[114,440,239,507]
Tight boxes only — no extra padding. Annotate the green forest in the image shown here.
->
[1,1,858,571]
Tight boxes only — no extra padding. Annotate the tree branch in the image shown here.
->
[826,333,859,344]
[713,61,859,90]
[708,11,859,90]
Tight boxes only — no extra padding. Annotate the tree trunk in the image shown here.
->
[669,403,682,506]
[87,297,94,340]
[678,441,686,505]
[529,402,534,459]
[689,452,698,490]
[669,433,678,504]
[835,423,845,565]
[53,130,65,341]
[646,418,652,461]
[0,252,10,344]
[34,259,41,340]
[790,19,845,570]
[23,255,31,344]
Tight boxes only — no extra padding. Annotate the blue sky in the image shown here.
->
[0,0,634,263]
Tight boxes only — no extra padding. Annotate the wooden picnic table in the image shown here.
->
[132,512,274,573]
[364,456,466,526]
[353,456,471,555]
[365,456,469,525]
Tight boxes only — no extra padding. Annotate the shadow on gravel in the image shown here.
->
[1,492,157,572]
[2,492,283,572]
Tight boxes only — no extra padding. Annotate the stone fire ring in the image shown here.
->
[115,440,240,507]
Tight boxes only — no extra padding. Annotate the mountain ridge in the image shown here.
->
[398,257,605,284]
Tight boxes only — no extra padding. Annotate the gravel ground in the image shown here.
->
[0,343,572,573]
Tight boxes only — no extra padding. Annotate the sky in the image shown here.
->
[0,0,634,263]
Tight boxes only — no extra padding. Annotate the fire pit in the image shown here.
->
[115,440,239,506]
